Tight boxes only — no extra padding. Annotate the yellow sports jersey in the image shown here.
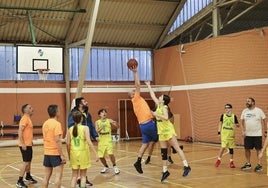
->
[97,119,112,144]
[69,125,91,169]
[221,114,235,140]
[155,105,176,138]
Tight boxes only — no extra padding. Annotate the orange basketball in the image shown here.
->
[127,59,138,69]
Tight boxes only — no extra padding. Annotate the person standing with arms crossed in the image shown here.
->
[66,110,99,188]
[42,105,65,188]
[95,109,120,174]
[128,65,158,174]
[240,97,266,172]
[16,104,37,188]
[145,81,191,182]
[214,104,239,168]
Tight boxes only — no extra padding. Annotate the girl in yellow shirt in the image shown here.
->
[145,81,191,183]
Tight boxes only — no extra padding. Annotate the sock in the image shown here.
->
[105,165,109,168]
[137,157,142,163]
[147,156,151,160]
[230,159,233,162]
[218,157,221,160]
[18,176,23,181]
[183,160,188,167]
[163,165,168,172]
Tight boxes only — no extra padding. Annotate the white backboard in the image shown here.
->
[17,46,63,74]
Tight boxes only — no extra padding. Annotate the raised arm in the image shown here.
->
[129,66,140,94]
[144,81,158,105]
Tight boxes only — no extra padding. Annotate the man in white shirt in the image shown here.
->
[240,97,266,172]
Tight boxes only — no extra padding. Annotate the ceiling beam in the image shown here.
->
[76,0,100,98]
[65,0,89,44]
[160,2,213,48]
[0,5,86,13]
[154,0,187,49]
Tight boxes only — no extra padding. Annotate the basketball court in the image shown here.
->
[0,140,267,188]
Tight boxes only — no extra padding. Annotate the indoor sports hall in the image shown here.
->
[0,1,268,188]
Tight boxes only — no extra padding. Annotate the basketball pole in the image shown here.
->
[75,0,100,98]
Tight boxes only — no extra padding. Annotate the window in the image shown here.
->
[0,45,152,81]
[169,0,212,34]
[69,48,152,81]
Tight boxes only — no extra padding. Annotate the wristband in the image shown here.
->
[218,131,220,135]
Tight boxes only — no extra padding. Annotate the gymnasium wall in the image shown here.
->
[1,27,268,145]
[153,27,268,145]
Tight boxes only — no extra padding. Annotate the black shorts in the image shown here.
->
[43,155,62,167]
[19,146,33,162]
[244,136,262,150]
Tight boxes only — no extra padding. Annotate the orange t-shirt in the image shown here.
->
[42,118,63,155]
[132,93,153,124]
[18,115,33,146]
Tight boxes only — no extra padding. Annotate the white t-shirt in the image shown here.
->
[240,107,266,136]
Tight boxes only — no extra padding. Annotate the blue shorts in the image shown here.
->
[139,120,158,143]
[43,155,62,167]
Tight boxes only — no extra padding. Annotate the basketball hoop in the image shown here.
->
[37,69,50,81]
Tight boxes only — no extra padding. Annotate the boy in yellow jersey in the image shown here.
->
[128,66,158,174]
[215,104,239,168]
[95,109,120,174]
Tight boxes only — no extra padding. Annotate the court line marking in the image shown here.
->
[5,164,65,188]
[0,161,19,188]
[114,154,192,188]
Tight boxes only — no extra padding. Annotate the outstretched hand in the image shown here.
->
[129,65,137,72]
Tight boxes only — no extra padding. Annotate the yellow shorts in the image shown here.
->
[159,133,173,141]
[221,139,236,148]
[98,143,113,157]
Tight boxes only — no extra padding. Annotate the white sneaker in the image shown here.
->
[100,167,109,174]
[114,166,120,175]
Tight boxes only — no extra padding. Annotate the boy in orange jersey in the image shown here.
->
[128,65,158,174]
[42,105,65,188]
[16,104,37,188]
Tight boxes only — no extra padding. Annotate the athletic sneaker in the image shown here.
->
[241,163,251,170]
[215,159,221,167]
[230,161,235,168]
[134,162,143,174]
[182,166,191,177]
[161,171,170,182]
[25,176,37,184]
[16,180,28,188]
[100,167,109,174]
[254,164,262,172]
[86,176,93,186]
[114,166,120,175]
[168,156,174,164]
[145,157,150,164]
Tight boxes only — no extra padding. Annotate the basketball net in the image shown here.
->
[37,69,49,81]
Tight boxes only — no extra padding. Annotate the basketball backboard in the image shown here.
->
[17,46,63,74]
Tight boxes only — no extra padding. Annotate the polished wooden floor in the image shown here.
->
[0,140,267,188]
